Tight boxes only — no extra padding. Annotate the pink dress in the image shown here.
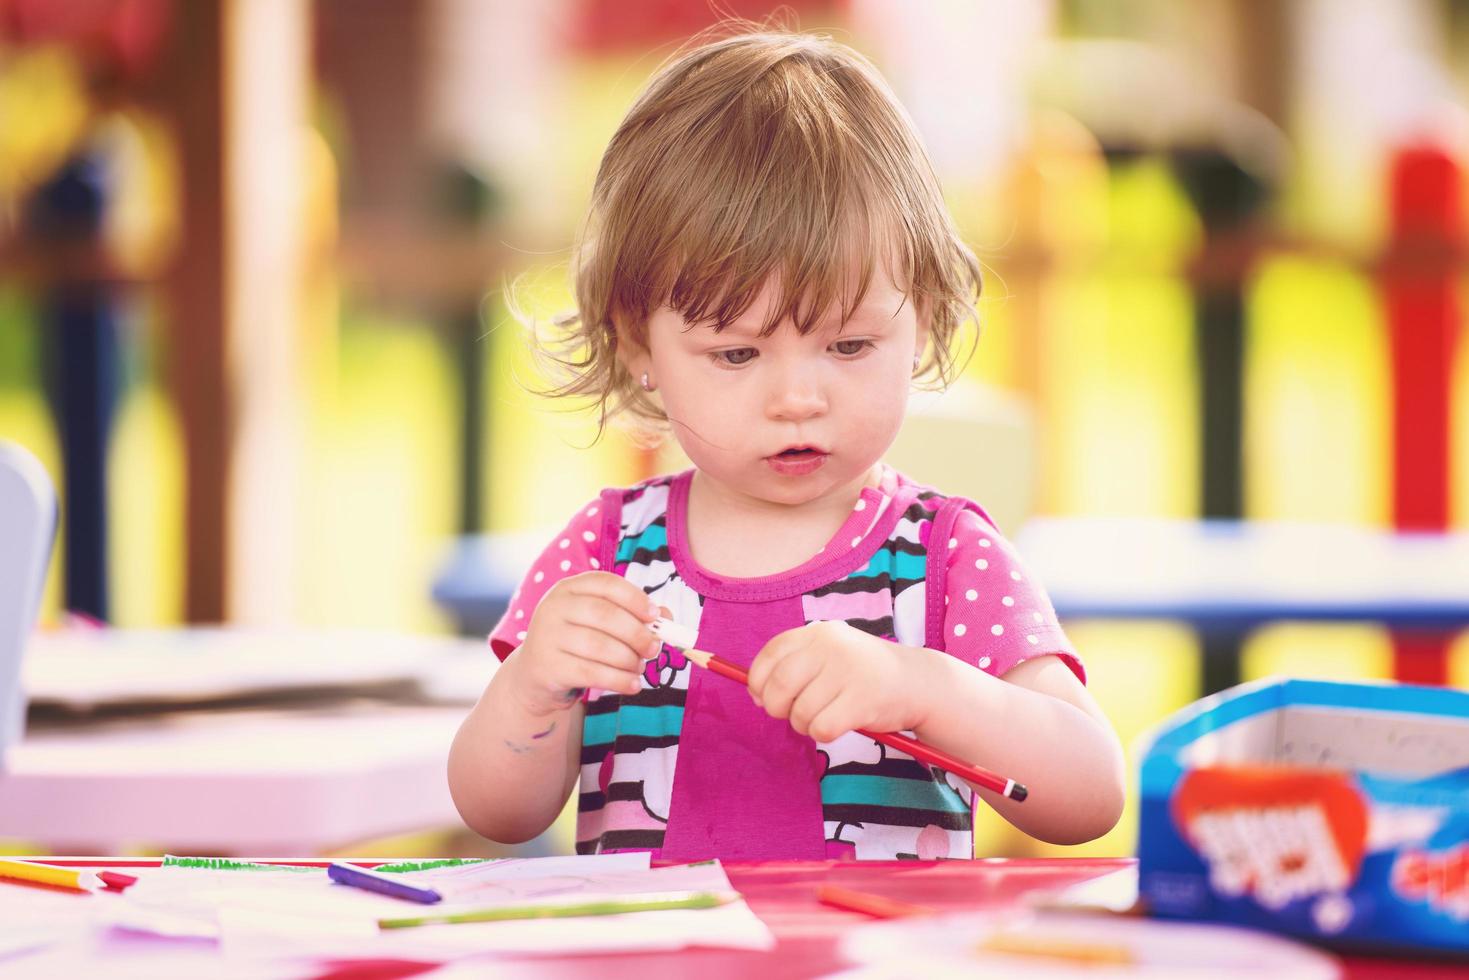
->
[489,465,1082,860]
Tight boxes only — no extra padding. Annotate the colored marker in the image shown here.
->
[328,862,443,904]
[816,884,935,919]
[98,871,139,891]
[378,889,739,929]
[0,859,102,892]
[980,931,1135,965]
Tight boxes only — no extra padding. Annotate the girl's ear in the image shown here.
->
[913,300,932,369]
[612,312,651,381]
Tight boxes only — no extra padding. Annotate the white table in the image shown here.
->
[1015,517,1469,690]
[0,629,501,855]
[1017,517,1469,629]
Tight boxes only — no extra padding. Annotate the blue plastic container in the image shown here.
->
[1138,678,1469,956]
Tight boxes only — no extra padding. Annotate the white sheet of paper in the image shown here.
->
[218,899,775,962]
[112,854,653,936]
[101,855,773,965]
[0,883,94,963]
[392,852,656,902]
[1038,865,1140,913]
[218,860,775,961]
[383,853,735,909]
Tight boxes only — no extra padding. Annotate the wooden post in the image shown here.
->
[224,0,310,623]
[1384,144,1461,686]
[160,0,230,622]
[1175,148,1270,696]
[157,0,310,623]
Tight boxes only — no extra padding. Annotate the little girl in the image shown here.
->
[449,29,1124,860]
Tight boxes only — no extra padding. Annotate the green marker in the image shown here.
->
[377,889,740,929]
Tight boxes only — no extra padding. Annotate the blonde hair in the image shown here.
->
[524,26,982,443]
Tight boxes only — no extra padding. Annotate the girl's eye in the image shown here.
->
[712,348,757,367]
[708,340,870,367]
[832,338,874,357]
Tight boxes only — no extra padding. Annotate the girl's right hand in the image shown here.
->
[503,572,664,717]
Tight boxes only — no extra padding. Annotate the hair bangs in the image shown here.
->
[662,194,911,338]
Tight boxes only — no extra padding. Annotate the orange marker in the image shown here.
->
[816,885,935,919]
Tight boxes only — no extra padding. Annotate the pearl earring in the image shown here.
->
[640,371,653,392]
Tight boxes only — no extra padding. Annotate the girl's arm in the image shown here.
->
[904,648,1125,846]
[447,660,586,844]
[449,572,661,844]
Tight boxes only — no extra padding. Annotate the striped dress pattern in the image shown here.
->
[576,473,978,860]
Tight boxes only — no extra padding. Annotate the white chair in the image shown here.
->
[883,381,1035,534]
[0,441,56,763]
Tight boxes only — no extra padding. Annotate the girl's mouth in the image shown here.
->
[766,447,829,475]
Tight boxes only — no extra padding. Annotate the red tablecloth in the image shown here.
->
[49,857,1467,978]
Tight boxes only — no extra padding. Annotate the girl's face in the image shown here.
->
[636,272,927,511]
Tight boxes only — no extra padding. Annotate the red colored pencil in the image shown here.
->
[652,622,1028,802]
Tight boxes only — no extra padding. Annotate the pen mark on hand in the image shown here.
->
[504,738,534,755]
[531,721,557,740]
[558,688,584,705]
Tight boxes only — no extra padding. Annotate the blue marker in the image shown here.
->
[328,862,443,904]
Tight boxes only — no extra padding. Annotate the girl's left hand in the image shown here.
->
[746,620,925,742]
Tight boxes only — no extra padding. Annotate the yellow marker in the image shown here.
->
[979,931,1135,966]
[0,859,101,892]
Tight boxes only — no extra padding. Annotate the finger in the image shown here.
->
[757,650,823,720]
[787,666,843,737]
[807,693,861,744]
[563,595,662,660]
[559,623,644,673]
[746,629,803,698]
[559,656,643,697]
[564,571,661,623]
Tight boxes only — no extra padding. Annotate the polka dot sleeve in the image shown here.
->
[487,498,607,661]
[941,508,1085,683]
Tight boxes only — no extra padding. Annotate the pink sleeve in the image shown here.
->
[488,498,608,661]
[940,508,1085,683]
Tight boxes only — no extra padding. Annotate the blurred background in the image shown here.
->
[3,0,1469,860]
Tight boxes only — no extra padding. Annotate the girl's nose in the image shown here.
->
[765,366,828,421]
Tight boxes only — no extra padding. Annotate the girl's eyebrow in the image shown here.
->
[717,322,760,337]
[691,294,904,336]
